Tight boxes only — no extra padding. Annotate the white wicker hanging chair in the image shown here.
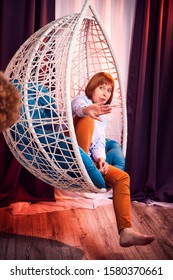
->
[3,0,127,193]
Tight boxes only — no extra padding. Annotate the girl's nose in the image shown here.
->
[103,90,107,96]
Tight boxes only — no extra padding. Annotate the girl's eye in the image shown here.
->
[108,89,112,93]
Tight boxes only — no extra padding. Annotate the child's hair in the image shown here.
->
[0,72,20,132]
[85,72,114,104]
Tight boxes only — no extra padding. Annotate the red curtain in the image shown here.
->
[126,0,173,202]
[0,0,55,207]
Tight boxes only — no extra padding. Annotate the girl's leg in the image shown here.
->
[103,166,132,232]
[106,139,125,170]
[73,116,154,246]
[103,166,155,247]
[73,115,94,153]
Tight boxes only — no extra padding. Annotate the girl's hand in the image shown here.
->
[82,102,112,121]
[98,158,109,175]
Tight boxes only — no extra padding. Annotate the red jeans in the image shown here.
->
[74,115,132,233]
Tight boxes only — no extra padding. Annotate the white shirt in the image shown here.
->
[71,95,107,161]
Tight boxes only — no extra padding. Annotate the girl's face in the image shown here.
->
[91,83,112,104]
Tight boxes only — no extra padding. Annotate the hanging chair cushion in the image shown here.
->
[14,125,106,188]
[12,81,107,189]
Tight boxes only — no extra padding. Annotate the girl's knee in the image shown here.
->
[122,170,130,179]
[74,115,94,128]
[84,115,94,125]
[122,170,130,182]
[116,170,130,185]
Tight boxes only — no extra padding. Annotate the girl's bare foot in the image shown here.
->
[120,227,155,247]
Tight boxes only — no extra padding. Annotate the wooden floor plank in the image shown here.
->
[0,202,173,260]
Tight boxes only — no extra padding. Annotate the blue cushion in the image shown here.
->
[14,125,106,189]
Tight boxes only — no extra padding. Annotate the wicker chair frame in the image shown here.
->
[3,0,127,192]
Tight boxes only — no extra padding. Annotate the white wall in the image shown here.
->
[55,0,136,95]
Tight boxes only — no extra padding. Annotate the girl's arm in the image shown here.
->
[90,120,107,164]
[82,103,112,122]
[97,157,109,175]
[71,95,112,121]
[71,95,91,118]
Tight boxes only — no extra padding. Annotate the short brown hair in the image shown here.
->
[0,72,20,132]
[85,72,114,104]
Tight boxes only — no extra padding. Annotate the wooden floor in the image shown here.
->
[0,201,173,260]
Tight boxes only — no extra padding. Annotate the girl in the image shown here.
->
[71,72,155,247]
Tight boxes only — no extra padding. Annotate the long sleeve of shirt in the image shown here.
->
[71,95,107,161]
[71,95,92,118]
[90,119,107,161]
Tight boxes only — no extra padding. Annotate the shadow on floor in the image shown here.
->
[0,232,85,260]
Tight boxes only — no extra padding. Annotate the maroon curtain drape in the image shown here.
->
[126,0,173,202]
[0,0,56,207]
